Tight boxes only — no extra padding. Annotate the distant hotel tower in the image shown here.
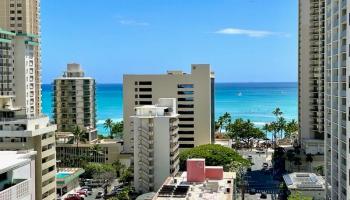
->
[0,1,58,200]
[299,0,350,199]
[53,63,97,139]
[123,64,215,152]
[131,98,180,193]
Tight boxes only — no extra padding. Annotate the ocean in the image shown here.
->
[42,82,297,137]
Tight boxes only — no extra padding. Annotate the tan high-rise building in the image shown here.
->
[131,98,180,193]
[0,0,41,116]
[0,1,57,200]
[53,63,97,140]
[123,64,215,153]
[298,0,325,154]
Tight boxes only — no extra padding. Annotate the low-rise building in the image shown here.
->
[0,150,36,200]
[56,168,85,197]
[153,158,235,200]
[131,98,180,193]
[283,172,325,200]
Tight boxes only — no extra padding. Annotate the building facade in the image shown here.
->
[0,1,57,199]
[131,98,180,193]
[0,0,41,116]
[0,151,37,200]
[299,0,350,199]
[53,63,97,140]
[298,0,325,154]
[124,64,215,153]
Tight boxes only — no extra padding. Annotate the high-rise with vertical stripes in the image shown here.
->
[123,64,215,153]
[299,0,350,199]
[0,1,57,200]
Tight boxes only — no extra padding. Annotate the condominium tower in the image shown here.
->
[0,1,58,200]
[53,63,97,139]
[299,0,349,199]
[123,64,215,153]
[131,98,180,193]
[0,0,41,116]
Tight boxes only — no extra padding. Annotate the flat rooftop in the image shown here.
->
[153,172,235,200]
[0,151,36,174]
[283,172,325,190]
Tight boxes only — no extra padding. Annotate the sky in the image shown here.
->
[41,0,298,84]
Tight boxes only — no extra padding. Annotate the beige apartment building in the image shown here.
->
[53,63,97,140]
[131,98,180,193]
[0,0,41,116]
[0,97,57,200]
[298,0,325,155]
[0,1,57,200]
[123,64,215,153]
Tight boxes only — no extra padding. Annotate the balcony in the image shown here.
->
[0,179,30,200]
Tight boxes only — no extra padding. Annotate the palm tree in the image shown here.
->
[112,121,124,139]
[222,112,232,132]
[226,118,245,150]
[104,118,114,138]
[90,144,103,162]
[277,117,286,139]
[72,126,86,149]
[285,119,298,139]
[269,121,279,149]
[216,116,224,134]
[272,107,283,118]
[306,153,313,171]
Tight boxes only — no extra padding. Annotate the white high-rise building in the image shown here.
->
[299,0,350,199]
[123,64,215,153]
[131,98,180,193]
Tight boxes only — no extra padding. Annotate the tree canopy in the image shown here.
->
[179,144,250,171]
[226,118,265,146]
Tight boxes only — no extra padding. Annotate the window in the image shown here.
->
[178,137,194,141]
[178,104,194,108]
[179,118,194,121]
[139,88,152,92]
[139,81,152,85]
[179,144,194,148]
[139,94,152,98]
[178,111,194,115]
[17,17,22,20]
[178,124,194,128]
[17,4,22,7]
[178,131,194,134]
[139,101,152,105]
[10,10,15,14]
[17,10,21,14]
[178,84,193,88]
[178,97,193,102]
[178,91,194,95]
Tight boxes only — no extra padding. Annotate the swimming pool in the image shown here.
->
[56,172,71,179]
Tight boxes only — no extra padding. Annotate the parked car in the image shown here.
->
[262,162,269,169]
[80,188,92,195]
[249,188,256,195]
[76,190,87,197]
[260,192,267,199]
[96,191,104,199]
[65,194,83,200]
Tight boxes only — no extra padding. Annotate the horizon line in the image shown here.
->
[42,81,298,85]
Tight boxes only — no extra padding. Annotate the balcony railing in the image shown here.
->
[0,179,30,200]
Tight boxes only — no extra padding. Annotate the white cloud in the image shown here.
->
[119,19,149,26]
[215,28,287,38]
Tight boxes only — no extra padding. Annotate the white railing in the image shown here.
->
[0,179,30,200]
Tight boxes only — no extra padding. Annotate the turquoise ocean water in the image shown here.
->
[42,82,297,137]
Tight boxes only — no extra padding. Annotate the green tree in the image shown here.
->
[112,121,124,139]
[288,192,312,200]
[216,116,225,134]
[227,119,265,149]
[284,119,298,138]
[112,160,125,177]
[277,117,286,139]
[222,112,232,132]
[120,167,133,184]
[306,153,313,172]
[104,118,114,138]
[179,144,250,171]
[272,107,283,118]
[72,126,86,148]
[314,165,324,176]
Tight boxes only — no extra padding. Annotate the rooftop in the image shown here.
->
[283,172,325,190]
[0,151,36,174]
[153,172,235,200]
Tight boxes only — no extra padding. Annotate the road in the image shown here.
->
[237,149,280,200]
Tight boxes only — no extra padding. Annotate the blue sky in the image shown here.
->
[41,0,297,83]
